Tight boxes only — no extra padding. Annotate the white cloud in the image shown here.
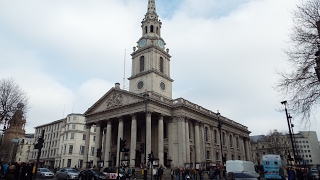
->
[0,0,319,139]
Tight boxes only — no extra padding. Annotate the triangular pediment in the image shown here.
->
[84,88,144,116]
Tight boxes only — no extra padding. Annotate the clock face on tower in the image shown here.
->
[139,39,147,47]
[158,40,164,49]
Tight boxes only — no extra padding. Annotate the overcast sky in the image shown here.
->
[1,0,319,139]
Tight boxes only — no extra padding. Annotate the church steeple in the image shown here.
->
[147,0,156,14]
[129,0,173,98]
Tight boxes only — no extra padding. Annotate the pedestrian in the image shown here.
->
[215,167,221,180]
[0,162,4,180]
[127,166,132,180]
[158,166,163,180]
[4,164,16,180]
[170,168,174,180]
[131,167,136,179]
[175,166,181,180]
[209,167,214,180]
[190,168,195,180]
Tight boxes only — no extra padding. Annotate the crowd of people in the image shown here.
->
[170,166,225,180]
[0,162,36,180]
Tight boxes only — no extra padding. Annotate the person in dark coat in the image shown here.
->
[158,166,164,180]
[4,165,16,180]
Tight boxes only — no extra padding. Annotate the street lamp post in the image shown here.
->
[281,101,297,165]
[217,110,224,166]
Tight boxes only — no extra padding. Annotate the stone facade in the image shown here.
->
[1,107,26,162]
[15,134,34,163]
[82,1,251,169]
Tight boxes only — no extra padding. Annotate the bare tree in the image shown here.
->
[260,130,291,155]
[276,0,320,127]
[0,78,28,124]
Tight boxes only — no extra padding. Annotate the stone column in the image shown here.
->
[178,116,186,166]
[146,112,152,156]
[104,120,112,167]
[245,138,250,161]
[130,114,137,167]
[116,118,124,166]
[158,115,164,166]
[243,137,248,161]
[83,124,92,169]
[168,118,174,166]
[194,121,201,163]
[94,122,102,165]
[185,118,190,163]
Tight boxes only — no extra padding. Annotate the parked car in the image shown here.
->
[78,169,107,180]
[227,172,258,180]
[37,168,55,179]
[55,168,80,180]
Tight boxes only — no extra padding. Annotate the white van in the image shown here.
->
[226,160,260,179]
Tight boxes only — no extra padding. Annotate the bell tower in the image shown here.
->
[129,0,173,98]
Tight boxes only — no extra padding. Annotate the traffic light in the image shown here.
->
[140,143,145,154]
[120,138,129,152]
[34,136,44,149]
[96,148,102,158]
[148,153,151,162]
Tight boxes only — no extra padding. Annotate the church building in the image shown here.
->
[82,0,251,169]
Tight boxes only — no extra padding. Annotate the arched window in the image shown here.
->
[222,132,225,145]
[156,27,159,34]
[145,26,148,34]
[204,127,208,142]
[159,57,164,73]
[150,25,154,32]
[214,130,217,144]
[140,56,145,72]
[230,135,233,147]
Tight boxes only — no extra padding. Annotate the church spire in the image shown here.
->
[147,0,156,14]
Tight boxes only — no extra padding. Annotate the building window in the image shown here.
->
[82,134,86,141]
[159,57,164,73]
[150,25,154,32]
[156,27,159,34]
[214,130,217,144]
[67,159,72,167]
[68,117,70,122]
[93,136,96,141]
[204,127,208,142]
[94,127,96,132]
[232,155,235,160]
[66,133,68,140]
[69,145,73,154]
[206,151,210,159]
[230,135,233,147]
[83,126,86,130]
[145,26,147,34]
[80,145,85,155]
[72,125,76,129]
[71,133,74,140]
[90,147,95,156]
[140,56,145,72]
[216,152,219,160]
[73,116,77,121]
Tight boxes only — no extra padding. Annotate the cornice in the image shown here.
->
[128,69,174,82]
